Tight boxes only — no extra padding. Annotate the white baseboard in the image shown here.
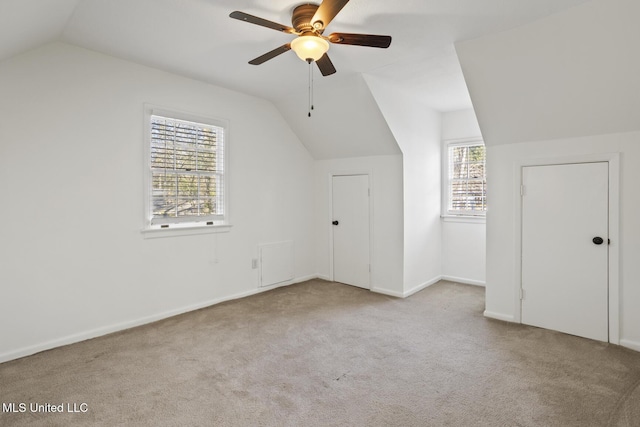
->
[370,287,404,298]
[372,275,485,300]
[316,274,332,282]
[441,275,486,287]
[403,276,442,298]
[293,274,320,283]
[620,339,640,352]
[0,274,319,364]
[484,310,516,323]
[262,274,321,290]
[372,276,443,299]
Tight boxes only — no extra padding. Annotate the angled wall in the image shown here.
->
[309,72,445,297]
[457,0,640,350]
[364,75,443,295]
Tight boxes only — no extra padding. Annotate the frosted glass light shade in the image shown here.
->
[290,36,330,62]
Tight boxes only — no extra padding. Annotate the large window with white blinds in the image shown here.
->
[446,140,486,216]
[145,108,227,229]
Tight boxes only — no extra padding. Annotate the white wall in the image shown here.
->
[313,94,487,297]
[485,132,640,350]
[399,110,442,294]
[364,75,443,296]
[456,0,640,350]
[314,155,404,296]
[0,42,316,362]
[441,221,486,286]
[441,109,486,286]
[441,109,482,142]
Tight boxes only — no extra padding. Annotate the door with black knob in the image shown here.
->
[521,162,609,342]
[332,174,370,289]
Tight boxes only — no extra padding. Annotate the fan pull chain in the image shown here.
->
[307,59,314,117]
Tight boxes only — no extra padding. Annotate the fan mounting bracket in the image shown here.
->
[292,3,323,34]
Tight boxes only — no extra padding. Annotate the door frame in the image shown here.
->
[513,153,620,344]
[329,172,373,288]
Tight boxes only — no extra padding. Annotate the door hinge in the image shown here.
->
[520,288,526,300]
[368,188,370,197]
[520,185,525,196]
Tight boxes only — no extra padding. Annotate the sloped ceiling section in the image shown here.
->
[370,45,472,112]
[456,0,640,146]
[52,0,593,111]
[274,72,400,159]
[0,0,80,61]
[0,0,596,160]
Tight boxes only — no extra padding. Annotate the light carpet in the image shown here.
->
[1,280,639,426]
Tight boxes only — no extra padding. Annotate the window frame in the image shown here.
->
[442,137,486,220]
[142,105,230,237]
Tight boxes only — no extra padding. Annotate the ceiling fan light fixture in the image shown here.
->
[290,35,329,62]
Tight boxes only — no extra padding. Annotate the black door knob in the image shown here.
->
[592,237,604,245]
[332,220,339,226]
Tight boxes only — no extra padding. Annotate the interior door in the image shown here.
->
[521,162,609,342]
[332,175,370,289]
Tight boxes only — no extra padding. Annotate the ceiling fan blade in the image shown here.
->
[311,0,350,30]
[249,44,291,65]
[229,11,296,34]
[316,53,337,76]
[328,33,392,48]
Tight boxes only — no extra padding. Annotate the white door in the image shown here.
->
[521,162,609,342]
[332,175,370,289]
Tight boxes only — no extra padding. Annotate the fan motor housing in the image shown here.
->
[292,3,321,33]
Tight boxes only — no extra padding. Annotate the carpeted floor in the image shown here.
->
[1,280,639,426]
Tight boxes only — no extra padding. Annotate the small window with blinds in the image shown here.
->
[447,141,486,215]
[145,109,227,229]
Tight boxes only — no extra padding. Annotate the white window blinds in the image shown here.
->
[149,114,225,225]
[448,142,486,215]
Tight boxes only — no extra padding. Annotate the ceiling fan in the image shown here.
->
[229,0,392,76]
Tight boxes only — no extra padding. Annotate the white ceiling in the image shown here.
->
[1,0,591,113]
[457,0,640,146]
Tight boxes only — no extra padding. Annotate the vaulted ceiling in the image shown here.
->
[1,0,591,157]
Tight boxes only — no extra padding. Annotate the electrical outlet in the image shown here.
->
[251,258,258,269]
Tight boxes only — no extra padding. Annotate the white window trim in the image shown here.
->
[441,215,486,224]
[441,136,486,221]
[142,104,231,238]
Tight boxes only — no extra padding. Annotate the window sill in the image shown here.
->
[441,215,486,224]
[142,223,232,239]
